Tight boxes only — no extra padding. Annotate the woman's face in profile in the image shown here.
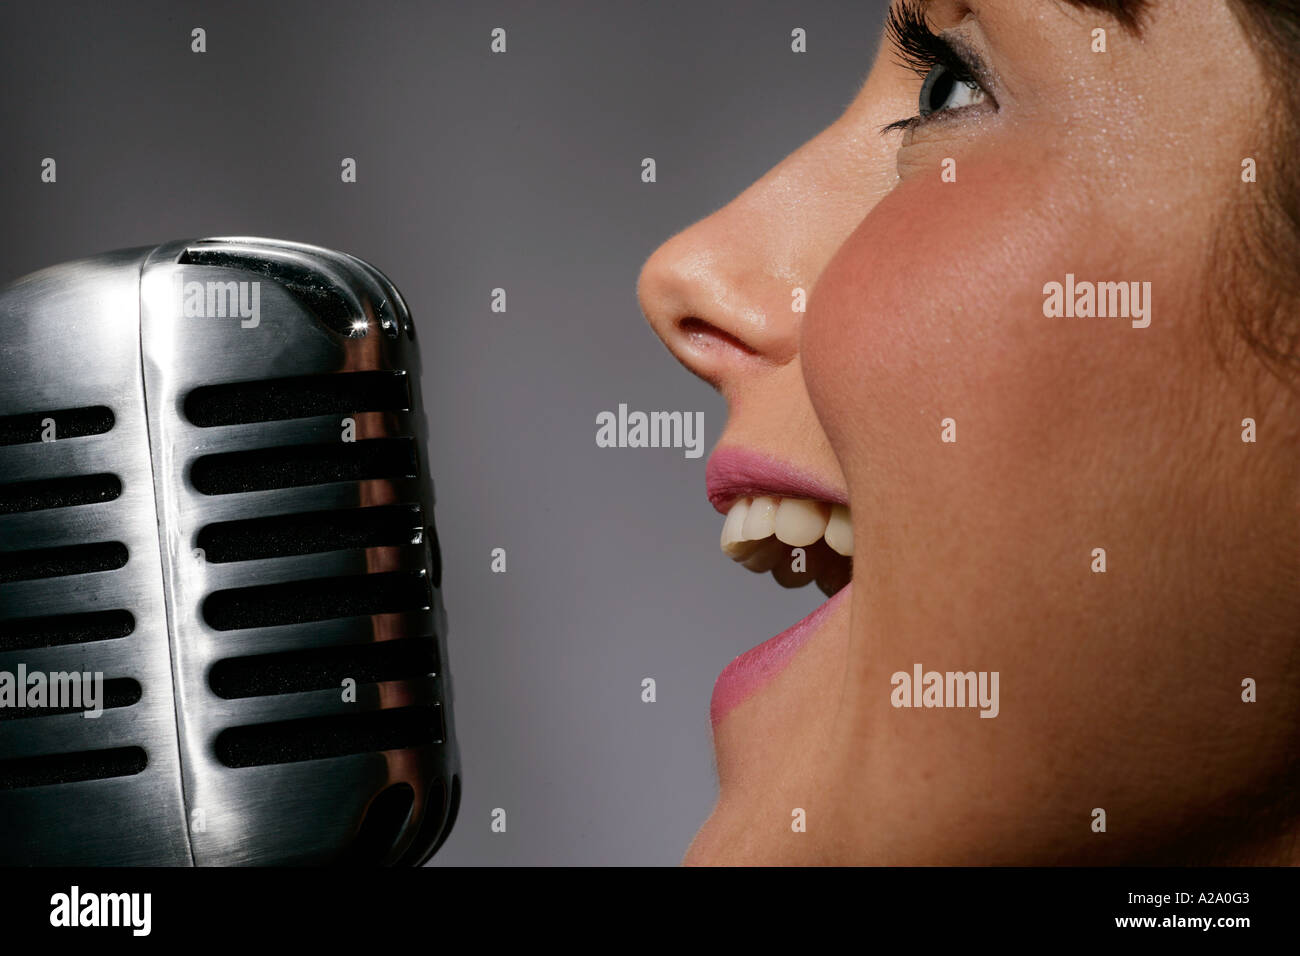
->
[638,0,1300,864]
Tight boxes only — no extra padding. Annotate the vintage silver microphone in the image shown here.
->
[0,237,459,865]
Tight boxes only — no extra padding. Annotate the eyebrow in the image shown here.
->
[912,1,1149,33]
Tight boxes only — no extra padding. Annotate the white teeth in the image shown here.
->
[719,494,854,570]
[774,497,830,547]
[740,495,778,541]
[720,498,752,558]
[824,504,854,556]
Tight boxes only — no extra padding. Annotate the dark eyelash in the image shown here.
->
[880,0,984,134]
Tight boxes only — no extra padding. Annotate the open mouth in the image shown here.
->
[718,496,852,597]
[705,448,855,723]
[707,446,854,600]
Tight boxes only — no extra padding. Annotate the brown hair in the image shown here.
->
[1062,0,1300,378]
[1223,1,1300,378]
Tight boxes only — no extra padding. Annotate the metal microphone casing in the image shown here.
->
[0,237,459,865]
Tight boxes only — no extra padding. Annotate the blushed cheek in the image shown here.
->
[802,153,1113,471]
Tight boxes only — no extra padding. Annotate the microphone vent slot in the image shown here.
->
[202,571,432,631]
[0,610,135,653]
[190,439,418,496]
[214,705,443,768]
[209,637,436,700]
[0,405,114,447]
[0,474,122,515]
[0,678,142,722]
[0,746,147,791]
[0,541,128,584]
[197,504,424,564]
[184,371,410,428]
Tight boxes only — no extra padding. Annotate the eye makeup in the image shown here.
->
[882,0,997,133]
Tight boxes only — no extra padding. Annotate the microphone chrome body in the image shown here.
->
[0,238,459,865]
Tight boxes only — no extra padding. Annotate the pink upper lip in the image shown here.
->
[705,446,848,515]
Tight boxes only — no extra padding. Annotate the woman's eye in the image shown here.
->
[918,63,986,117]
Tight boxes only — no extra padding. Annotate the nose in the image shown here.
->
[637,192,801,392]
[636,124,877,395]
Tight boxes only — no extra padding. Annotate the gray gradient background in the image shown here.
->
[0,0,888,864]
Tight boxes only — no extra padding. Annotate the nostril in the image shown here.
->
[677,317,759,357]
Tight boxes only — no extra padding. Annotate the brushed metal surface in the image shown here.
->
[0,238,459,865]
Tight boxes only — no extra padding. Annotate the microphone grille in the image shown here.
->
[0,238,459,865]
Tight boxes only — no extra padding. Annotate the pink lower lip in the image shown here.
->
[710,583,852,726]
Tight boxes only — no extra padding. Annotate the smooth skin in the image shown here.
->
[638,0,1300,864]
